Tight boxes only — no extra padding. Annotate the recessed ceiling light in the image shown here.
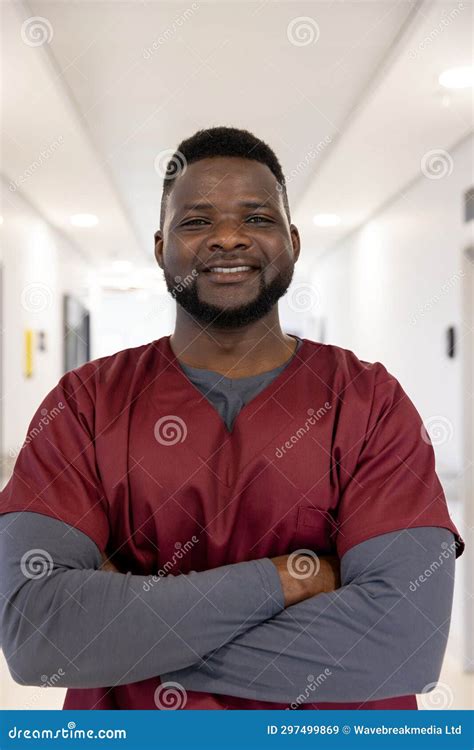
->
[439,66,473,90]
[313,213,341,228]
[70,213,99,228]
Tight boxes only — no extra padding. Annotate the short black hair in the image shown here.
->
[159,126,290,230]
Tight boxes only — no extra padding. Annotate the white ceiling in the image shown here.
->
[2,0,472,271]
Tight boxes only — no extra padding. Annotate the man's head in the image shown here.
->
[154,126,300,329]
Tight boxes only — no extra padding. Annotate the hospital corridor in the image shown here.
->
[0,0,473,713]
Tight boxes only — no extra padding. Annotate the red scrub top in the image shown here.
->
[0,336,464,710]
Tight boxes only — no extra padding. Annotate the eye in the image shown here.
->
[181,215,273,227]
[181,218,209,226]
[247,216,273,224]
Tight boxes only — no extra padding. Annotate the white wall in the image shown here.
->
[308,136,474,668]
[309,134,473,479]
[0,179,94,707]
[91,284,175,360]
[0,179,92,459]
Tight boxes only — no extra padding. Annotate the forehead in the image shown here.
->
[168,156,282,211]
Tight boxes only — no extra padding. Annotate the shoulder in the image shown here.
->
[58,338,166,399]
[301,338,396,393]
[301,342,422,443]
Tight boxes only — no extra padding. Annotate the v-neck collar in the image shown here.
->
[164,334,306,422]
[165,335,305,415]
[175,337,303,431]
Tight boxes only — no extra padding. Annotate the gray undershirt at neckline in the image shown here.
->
[177,336,303,430]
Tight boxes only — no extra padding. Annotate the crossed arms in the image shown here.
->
[0,511,455,703]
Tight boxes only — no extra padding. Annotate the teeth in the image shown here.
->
[210,266,253,274]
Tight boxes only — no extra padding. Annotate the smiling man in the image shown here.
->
[0,126,465,711]
[157,152,297,343]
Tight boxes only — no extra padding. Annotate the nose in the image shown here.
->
[205,217,251,253]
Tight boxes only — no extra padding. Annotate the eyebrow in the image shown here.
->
[180,199,275,212]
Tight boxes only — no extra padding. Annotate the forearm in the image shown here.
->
[162,527,456,703]
[0,512,284,688]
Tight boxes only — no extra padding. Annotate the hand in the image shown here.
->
[317,554,341,592]
[100,553,119,572]
[270,552,341,607]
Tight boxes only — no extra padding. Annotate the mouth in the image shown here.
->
[200,265,260,284]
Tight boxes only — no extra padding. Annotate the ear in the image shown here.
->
[290,224,301,264]
[154,229,164,269]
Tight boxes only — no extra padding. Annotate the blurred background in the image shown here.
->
[0,0,472,710]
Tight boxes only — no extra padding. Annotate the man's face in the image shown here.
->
[154,156,300,329]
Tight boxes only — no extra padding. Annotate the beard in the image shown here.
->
[163,263,295,329]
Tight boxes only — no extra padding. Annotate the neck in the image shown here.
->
[169,308,298,377]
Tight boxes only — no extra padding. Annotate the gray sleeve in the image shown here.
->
[0,511,284,688]
[161,526,456,703]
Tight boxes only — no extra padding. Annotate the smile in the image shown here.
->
[201,266,260,284]
[210,266,253,274]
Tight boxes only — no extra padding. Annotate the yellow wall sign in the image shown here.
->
[24,329,34,378]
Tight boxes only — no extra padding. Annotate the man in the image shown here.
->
[0,126,464,710]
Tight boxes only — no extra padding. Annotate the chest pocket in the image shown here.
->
[293,504,338,554]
